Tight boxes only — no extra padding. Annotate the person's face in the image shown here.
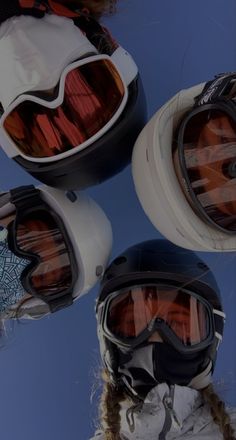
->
[148,331,163,342]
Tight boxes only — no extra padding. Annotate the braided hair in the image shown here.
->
[201,384,236,440]
[99,370,127,440]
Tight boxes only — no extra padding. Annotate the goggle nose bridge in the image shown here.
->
[146,316,185,348]
[147,315,165,333]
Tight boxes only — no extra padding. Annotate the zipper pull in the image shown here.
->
[163,395,181,428]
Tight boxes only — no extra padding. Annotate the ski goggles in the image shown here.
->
[176,73,236,234]
[0,54,128,162]
[98,284,225,353]
[0,185,78,312]
[175,72,236,234]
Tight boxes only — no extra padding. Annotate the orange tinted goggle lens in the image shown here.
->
[182,109,236,231]
[15,210,73,295]
[107,286,208,346]
[3,59,125,158]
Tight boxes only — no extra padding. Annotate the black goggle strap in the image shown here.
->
[9,185,74,313]
[194,72,236,107]
[213,308,226,349]
[8,185,46,254]
[10,184,46,214]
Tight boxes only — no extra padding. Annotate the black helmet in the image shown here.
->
[96,240,225,392]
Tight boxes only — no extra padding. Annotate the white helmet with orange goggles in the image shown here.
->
[0,13,146,190]
[132,72,236,251]
[0,184,112,319]
[96,240,225,398]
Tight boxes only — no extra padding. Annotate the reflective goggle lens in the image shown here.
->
[107,285,209,346]
[16,211,72,295]
[182,109,236,231]
[3,59,125,158]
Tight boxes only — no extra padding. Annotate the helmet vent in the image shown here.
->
[96,265,103,277]
[66,191,77,203]
[197,262,208,270]
[113,256,127,265]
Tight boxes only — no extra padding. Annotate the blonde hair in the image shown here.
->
[98,370,127,440]
[98,370,236,440]
[201,384,236,440]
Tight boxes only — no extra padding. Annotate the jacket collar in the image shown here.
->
[119,383,204,439]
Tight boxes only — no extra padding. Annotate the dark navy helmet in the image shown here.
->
[96,240,225,393]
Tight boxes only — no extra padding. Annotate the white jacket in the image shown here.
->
[90,383,236,440]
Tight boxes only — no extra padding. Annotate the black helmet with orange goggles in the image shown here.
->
[96,240,225,380]
[174,72,236,234]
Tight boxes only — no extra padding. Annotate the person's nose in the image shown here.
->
[148,331,163,343]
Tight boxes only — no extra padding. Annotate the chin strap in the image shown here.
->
[188,361,212,390]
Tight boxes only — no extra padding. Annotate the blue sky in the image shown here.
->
[0,1,236,439]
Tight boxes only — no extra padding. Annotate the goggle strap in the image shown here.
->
[215,331,223,341]
[10,185,45,213]
[212,310,225,339]
[213,308,226,319]
[194,72,236,107]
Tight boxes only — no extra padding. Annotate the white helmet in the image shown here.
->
[0,185,112,319]
[0,14,146,190]
[132,73,236,251]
